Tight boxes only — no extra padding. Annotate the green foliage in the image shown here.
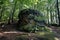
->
[35,31,55,40]
[15,35,29,40]
[0,0,58,24]
[15,31,55,40]
[0,0,60,27]
[18,23,51,32]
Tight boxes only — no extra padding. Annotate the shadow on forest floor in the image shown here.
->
[0,23,60,40]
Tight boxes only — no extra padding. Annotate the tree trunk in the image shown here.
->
[11,1,17,23]
[56,0,60,25]
[50,7,53,24]
[0,6,4,22]
[8,1,17,24]
[47,7,49,24]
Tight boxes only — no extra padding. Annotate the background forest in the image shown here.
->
[0,0,60,25]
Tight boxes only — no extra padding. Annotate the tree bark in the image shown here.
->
[11,1,17,23]
[56,0,60,25]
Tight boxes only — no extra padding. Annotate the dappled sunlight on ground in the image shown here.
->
[54,37,60,40]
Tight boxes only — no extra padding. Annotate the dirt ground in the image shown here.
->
[0,24,60,40]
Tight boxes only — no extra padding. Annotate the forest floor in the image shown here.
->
[0,23,60,40]
[49,26,60,40]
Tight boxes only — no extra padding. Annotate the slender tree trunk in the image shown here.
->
[56,0,60,25]
[0,11,2,22]
[8,10,12,24]
[47,7,49,24]
[50,7,53,24]
[55,10,58,24]
[0,6,4,22]
[8,1,17,24]
[11,1,17,23]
